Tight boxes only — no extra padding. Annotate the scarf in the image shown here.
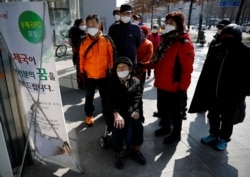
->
[151,30,180,63]
[119,74,131,88]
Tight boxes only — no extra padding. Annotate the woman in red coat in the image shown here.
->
[146,11,195,144]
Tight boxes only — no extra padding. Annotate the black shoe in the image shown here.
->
[163,134,181,144]
[155,127,172,137]
[131,150,146,165]
[153,111,160,117]
[115,152,125,169]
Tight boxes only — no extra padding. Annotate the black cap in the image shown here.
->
[221,24,242,42]
[112,7,120,15]
[133,13,142,19]
[216,20,231,29]
[115,56,133,68]
[152,24,159,29]
[120,4,133,13]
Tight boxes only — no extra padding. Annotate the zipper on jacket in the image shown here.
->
[215,49,228,97]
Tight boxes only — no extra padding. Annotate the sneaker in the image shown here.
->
[201,134,217,144]
[131,150,146,165]
[155,127,172,137]
[214,139,227,151]
[115,152,125,169]
[85,116,94,127]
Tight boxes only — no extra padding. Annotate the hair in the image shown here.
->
[74,19,83,27]
[86,14,100,24]
[165,11,186,31]
[113,9,120,16]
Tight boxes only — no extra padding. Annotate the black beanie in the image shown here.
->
[115,56,133,68]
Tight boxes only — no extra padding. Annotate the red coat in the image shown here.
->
[154,33,195,92]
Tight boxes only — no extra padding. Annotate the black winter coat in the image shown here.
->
[188,42,250,124]
[69,26,86,51]
[107,75,143,122]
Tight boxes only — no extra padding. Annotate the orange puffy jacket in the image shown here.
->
[79,31,114,79]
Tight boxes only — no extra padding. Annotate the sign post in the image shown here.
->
[220,0,240,7]
[0,1,83,175]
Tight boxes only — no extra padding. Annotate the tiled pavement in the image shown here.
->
[22,33,250,177]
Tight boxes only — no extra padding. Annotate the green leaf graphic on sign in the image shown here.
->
[18,11,45,43]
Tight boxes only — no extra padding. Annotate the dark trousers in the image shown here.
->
[134,71,146,122]
[72,52,78,66]
[207,106,233,141]
[112,116,144,153]
[77,70,85,89]
[73,53,85,89]
[84,77,109,120]
[157,89,183,136]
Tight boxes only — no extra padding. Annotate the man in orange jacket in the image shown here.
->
[79,14,115,127]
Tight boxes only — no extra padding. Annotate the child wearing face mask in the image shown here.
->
[107,56,147,169]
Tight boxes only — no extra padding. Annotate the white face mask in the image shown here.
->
[87,27,98,36]
[79,25,86,31]
[114,15,120,21]
[121,16,131,23]
[117,70,129,78]
[133,20,139,25]
[165,24,176,33]
[152,29,158,33]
